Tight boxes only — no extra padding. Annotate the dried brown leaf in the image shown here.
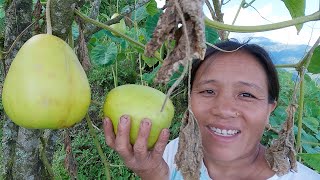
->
[175,110,203,180]
[265,104,298,176]
[145,0,206,84]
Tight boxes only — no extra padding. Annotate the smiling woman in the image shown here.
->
[103,40,320,180]
[163,41,320,180]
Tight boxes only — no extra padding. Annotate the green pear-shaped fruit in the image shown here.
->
[110,13,126,36]
[103,84,174,149]
[2,34,91,129]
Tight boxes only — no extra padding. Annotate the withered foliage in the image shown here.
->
[265,104,298,176]
[145,0,206,84]
[175,110,204,180]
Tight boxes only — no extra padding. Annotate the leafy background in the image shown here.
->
[0,0,319,179]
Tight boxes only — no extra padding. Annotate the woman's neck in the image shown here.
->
[203,144,275,180]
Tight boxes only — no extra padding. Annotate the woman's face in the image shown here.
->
[191,51,276,162]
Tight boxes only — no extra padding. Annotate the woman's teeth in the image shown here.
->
[210,127,240,137]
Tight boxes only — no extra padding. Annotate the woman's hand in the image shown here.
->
[103,115,170,180]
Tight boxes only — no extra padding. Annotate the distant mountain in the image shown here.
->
[247,37,310,65]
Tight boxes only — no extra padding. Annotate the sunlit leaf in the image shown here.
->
[307,46,320,74]
[298,153,320,172]
[146,0,159,16]
[282,0,305,33]
[90,42,118,66]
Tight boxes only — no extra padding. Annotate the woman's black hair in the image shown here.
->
[191,40,279,104]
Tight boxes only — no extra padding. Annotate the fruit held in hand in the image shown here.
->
[103,84,174,149]
[2,34,91,129]
[110,13,126,36]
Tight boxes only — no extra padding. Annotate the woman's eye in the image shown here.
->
[240,92,255,98]
[200,90,215,95]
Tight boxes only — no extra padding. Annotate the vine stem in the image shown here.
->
[205,11,320,32]
[39,134,55,179]
[86,114,111,180]
[275,63,298,68]
[295,36,320,154]
[74,9,163,63]
[46,0,52,35]
[296,68,305,155]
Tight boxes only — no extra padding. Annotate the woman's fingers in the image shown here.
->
[151,128,170,160]
[133,119,152,160]
[103,117,116,148]
[114,115,134,160]
[103,115,169,175]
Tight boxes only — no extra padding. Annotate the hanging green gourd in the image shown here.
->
[1,0,91,129]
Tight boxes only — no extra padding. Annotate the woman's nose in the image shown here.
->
[211,95,238,118]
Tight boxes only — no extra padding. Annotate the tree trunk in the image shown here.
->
[2,1,87,179]
[2,1,36,179]
[50,0,87,40]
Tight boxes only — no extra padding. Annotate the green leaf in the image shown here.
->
[302,144,318,153]
[316,132,320,141]
[146,0,159,16]
[90,42,118,66]
[307,46,320,74]
[142,52,159,67]
[303,117,319,134]
[298,153,320,172]
[131,6,149,23]
[145,12,161,38]
[302,131,318,143]
[270,106,287,126]
[205,25,220,44]
[304,101,320,117]
[282,0,306,33]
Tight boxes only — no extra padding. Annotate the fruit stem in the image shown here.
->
[39,134,55,179]
[46,0,52,35]
[86,114,111,180]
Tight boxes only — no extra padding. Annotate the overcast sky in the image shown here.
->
[156,0,320,45]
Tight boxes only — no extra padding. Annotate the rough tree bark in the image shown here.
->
[50,0,87,40]
[2,0,86,179]
[2,1,36,179]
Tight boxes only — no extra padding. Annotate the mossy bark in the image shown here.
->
[2,1,76,179]
[50,0,86,40]
[2,1,34,179]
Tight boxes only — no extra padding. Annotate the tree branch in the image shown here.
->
[84,0,102,37]
[212,0,226,40]
[205,0,217,20]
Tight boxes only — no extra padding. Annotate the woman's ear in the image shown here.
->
[269,101,277,114]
